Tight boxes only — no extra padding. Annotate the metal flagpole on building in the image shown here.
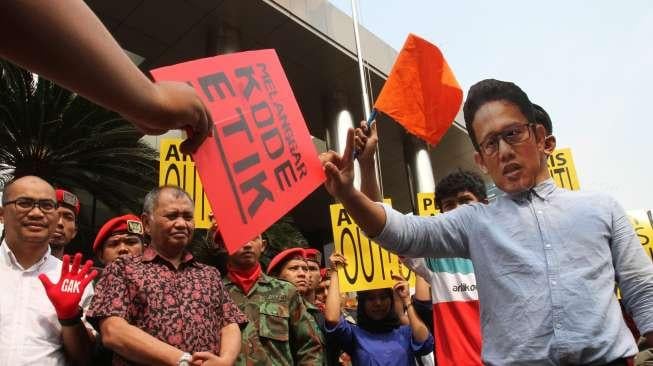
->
[350,0,384,197]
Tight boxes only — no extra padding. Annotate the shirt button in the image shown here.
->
[537,210,543,214]
[555,323,562,329]
[545,244,551,248]
[551,280,557,285]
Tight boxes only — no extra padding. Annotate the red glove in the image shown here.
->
[38,253,98,320]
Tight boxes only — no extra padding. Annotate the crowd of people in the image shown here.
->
[2,1,653,365]
[3,79,653,365]
[0,176,438,365]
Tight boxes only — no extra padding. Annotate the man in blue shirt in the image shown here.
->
[320,79,653,365]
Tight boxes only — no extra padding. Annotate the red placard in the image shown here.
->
[151,50,325,253]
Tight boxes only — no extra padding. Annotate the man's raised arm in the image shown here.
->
[320,128,386,237]
[0,0,211,153]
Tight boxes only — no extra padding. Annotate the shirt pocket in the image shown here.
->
[258,303,290,341]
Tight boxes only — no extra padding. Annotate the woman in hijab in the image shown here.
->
[324,253,434,365]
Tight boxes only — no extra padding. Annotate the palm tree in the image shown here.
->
[0,60,157,256]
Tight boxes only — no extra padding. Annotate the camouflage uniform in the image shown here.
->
[305,300,343,366]
[225,273,325,365]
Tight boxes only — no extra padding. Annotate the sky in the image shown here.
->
[329,0,653,211]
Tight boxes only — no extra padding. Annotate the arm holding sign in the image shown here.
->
[323,253,356,356]
[324,253,347,327]
[38,253,97,366]
[0,0,211,153]
[321,128,471,259]
[392,274,432,344]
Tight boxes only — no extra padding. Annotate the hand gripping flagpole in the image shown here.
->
[350,0,383,197]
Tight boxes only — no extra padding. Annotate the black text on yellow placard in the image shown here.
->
[416,192,439,216]
[330,201,414,292]
[159,139,212,229]
[628,209,653,261]
[547,148,580,190]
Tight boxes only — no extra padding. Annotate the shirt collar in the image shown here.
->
[141,246,195,265]
[0,239,51,272]
[508,178,557,203]
[224,272,271,286]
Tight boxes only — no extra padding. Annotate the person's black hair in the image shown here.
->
[356,288,400,333]
[532,103,552,135]
[463,79,535,151]
[435,170,487,211]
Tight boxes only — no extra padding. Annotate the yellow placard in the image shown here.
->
[330,201,415,292]
[627,209,653,260]
[547,148,580,190]
[159,139,212,229]
[416,192,439,216]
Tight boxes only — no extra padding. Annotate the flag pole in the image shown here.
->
[350,0,383,197]
[351,0,371,121]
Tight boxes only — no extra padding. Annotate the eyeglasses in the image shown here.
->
[2,197,58,213]
[478,123,533,156]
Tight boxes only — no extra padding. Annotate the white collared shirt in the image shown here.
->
[0,240,93,366]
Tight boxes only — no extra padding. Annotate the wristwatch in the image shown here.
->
[177,352,192,366]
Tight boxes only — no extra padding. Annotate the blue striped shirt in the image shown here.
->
[374,179,653,365]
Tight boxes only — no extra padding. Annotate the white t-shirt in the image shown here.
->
[0,241,93,366]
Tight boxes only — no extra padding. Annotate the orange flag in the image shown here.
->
[374,34,462,146]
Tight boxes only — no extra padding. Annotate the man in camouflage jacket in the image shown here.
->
[224,235,324,365]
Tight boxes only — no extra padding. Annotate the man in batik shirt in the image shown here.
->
[87,186,247,366]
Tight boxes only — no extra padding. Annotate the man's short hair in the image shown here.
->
[532,103,552,135]
[435,170,487,211]
[1,178,20,203]
[142,186,193,215]
[463,79,536,151]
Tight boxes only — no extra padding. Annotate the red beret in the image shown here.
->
[267,248,308,275]
[304,248,322,264]
[93,214,143,253]
[55,189,80,215]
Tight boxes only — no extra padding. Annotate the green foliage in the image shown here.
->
[261,216,308,269]
[0,60,158,258]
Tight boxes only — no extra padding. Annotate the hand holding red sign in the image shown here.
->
[151,50,325,253]
[38,253,97,320]
[145,81,214,154]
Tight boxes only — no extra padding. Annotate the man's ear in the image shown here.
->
[474,151,489,174]
[533,124,548,150]
[544,134,557,156]
[141,213,151,235]
[260,237,267,252]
